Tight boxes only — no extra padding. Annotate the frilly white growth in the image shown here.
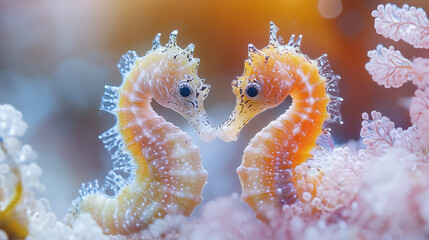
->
[410,88,429,150]
[109,194,271,240]
[367,2,429,156]
[0,104,40,190]
[348,149,429,239]
[28,213,109,240]
[365,45,412,88]
[360,111,395,156]
[392,125,428,167]
[416,111,429,150]
[410,88,429,125]
[178,194,271,240]
[367,4,429,90]
[372,4,429,49]
[412,58,429,89]
[0,104,109,240]
[360,110,428,163]
[0,104,27,138]
[314,147,365,211]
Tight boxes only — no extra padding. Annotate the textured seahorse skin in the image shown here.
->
[237,53,330,220]
[220,22,342,221]
[73,31,212,235]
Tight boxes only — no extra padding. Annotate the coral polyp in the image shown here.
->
[70,30,214,235]
[219,22,342,220]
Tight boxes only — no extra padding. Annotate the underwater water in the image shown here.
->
[0,0,429,239]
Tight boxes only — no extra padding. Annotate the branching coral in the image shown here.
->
[366,4,429,88]
[372,4,429,48]
[365,45,412,88]
[366,3,429,156]
[360,110,395,156]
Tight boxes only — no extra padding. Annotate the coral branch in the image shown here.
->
[412,58,429,89]
[410,88,429,125]
[315,147,364,211]
[410,88,429,150]
[365,45,412,88]
[360,111,395,156]
[372,4,429,48]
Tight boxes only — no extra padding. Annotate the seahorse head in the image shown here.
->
[219,22,296,142]
[147,31,216,141]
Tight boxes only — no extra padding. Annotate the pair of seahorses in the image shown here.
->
[0,22,342,237]
[73,22,342,235]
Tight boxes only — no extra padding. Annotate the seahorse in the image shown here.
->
[219,22,342,220]
[70,30,215,235]
[0,167,28,239]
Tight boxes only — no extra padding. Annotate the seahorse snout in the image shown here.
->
[218,126,239,142]
[200,128,217,142]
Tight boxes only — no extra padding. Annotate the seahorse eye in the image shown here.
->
[178,83,193,98]
[180,87,191,97]
[245,83,261,99]
[246,87,258,97]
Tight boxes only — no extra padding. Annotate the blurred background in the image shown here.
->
[1,0,428,218]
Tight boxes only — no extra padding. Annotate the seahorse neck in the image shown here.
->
[117,64,171,184]
[254,57,329,169]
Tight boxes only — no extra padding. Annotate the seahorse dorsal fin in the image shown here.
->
[314,54,343,125]
[286,34,295,46]
[184,43,195,54]
[294,35,303,49]
[315,54,328,69]
[269,21,279,46]
[152,33,161,50]
[285,34,303,49]
[248,43,266,59]
[117,51,138,76]
[248,43,258,54]
[166,30,178,49]
[178,43,195,60]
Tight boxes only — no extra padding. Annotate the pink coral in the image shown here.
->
[175,194,271,240]
[392,125,427,164]
[368,3,429,152]
[412,57,429,89]
[416,110,429,150]
[372,4,429,49]
[365,45,412,88]
[410,88,429,125]
[360,111,395,155]
[347,149,429,239]
[315,147,365,211]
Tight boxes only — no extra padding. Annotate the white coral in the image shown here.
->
[360,111,395,156]
[365,45,412,88]
[0,105,109,240]
[372,4,429,49]
[0,104,27,138]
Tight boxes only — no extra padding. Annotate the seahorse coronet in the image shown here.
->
[70,30,212,235]
[219,22,342,221]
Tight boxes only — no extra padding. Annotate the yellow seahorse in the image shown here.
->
[71,30,215,235]
[0,167,28,239]
[219,22,342,221]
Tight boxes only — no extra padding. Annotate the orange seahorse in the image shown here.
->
[219,22,342,220]
[70,30,215,235]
